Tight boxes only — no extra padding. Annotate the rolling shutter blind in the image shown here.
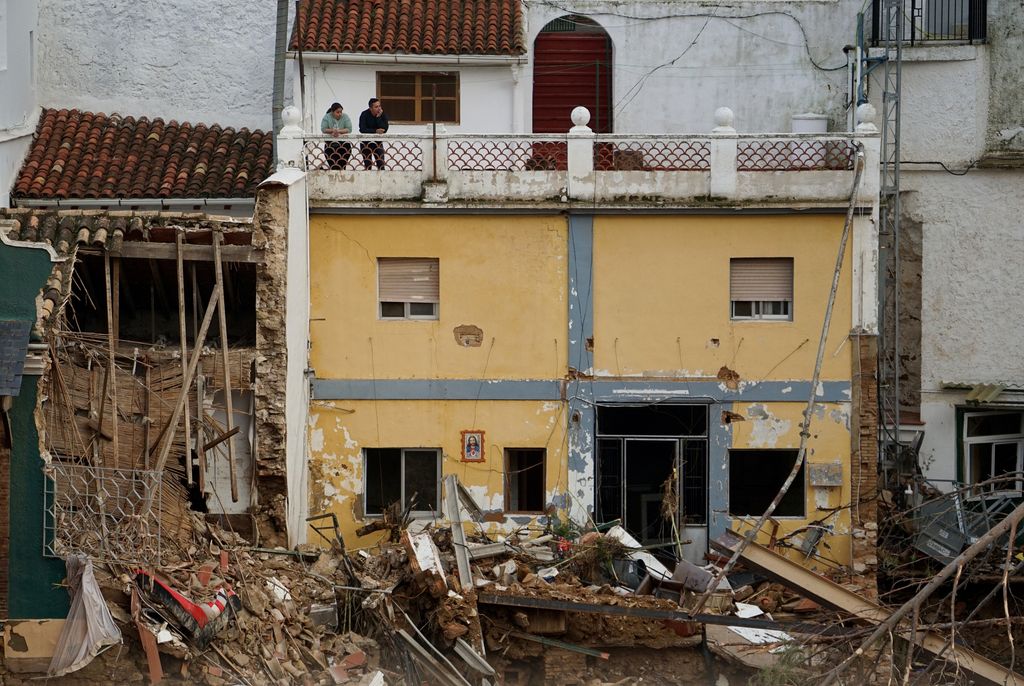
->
[730,258,793,301]
[378,258,439,303]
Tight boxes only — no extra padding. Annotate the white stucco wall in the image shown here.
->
[870,45,990,167]
[294,0,864,136]
[524,4,858,134]
[36,0,283,130]
[903,168,1024,485]
[0,0,39,207]
[307,61,520,134]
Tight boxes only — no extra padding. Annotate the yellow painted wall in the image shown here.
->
[307,399,568,546]
[592,214,853,381]
[308,215,568,380]
[727,400,853,568]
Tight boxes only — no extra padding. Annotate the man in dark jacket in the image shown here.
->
[358,98,389,170]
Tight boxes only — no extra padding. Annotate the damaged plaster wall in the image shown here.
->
[252,185,291,541]
[307,400,568,544]
[729,400,854,569]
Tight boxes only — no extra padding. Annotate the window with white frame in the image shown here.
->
[963,411,1024,494]
[363,448,440,515]
[730,258,794,320]
[378,258,439,320]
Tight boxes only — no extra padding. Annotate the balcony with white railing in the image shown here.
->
[277,105,881,207]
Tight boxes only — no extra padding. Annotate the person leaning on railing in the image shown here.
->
[358,97,389,170]
[321,102,352,170]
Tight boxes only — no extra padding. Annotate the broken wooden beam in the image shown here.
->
[176,231,193,486]
[712,529,1024,686]
[201,426,240,453]
[79,242,265,263]
[149,284,221,480]
[504,628,609,659]
[212,232,238,502]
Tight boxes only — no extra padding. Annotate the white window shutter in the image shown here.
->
[730,258,794,301]
[378,258,440,303]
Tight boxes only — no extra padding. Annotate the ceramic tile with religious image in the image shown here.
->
[461,430,484,462]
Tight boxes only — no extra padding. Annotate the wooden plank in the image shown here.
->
[103,253,119,467]
[212,232,238,502]
[444,474,473,591]
[711,530,1024,686]
[80,242,265,263]
[150,285,220,480]
[176,231,193,486]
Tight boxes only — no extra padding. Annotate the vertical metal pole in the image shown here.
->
[878,0,903,488]
[432,83,438,182]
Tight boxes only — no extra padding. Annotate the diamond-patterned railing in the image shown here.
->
[447,139,568,171]
[594,140,711,171]
[304,139,424,171]
[43,463,163,564]
[736,139,857,171]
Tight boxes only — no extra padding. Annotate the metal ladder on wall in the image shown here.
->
[860,0,905,489]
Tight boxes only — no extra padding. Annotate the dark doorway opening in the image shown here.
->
[533,15,613,134]
[595,405,708,547]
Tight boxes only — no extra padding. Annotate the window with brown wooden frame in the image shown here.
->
[377,72,460,124]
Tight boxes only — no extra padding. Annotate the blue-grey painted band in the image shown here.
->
[312,378,850,403]
[312,378,562,400]
[567,216,594,375]
[588,380,850,403]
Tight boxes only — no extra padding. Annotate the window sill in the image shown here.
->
[870,44,982,63]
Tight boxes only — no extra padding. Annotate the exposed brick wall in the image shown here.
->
[252,187,290,542]
[850,332,879,596]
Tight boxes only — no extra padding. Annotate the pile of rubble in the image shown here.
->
[42,474,1020,686]
[67,476,761,685]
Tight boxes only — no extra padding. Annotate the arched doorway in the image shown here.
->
[532,16,613,133]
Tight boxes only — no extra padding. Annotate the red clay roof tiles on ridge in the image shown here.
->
[290,0,525,56]
[12,109,275,200]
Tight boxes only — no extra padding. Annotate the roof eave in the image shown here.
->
[287,50,528,66]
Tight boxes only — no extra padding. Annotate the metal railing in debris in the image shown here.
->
[43,462,163,565]
[870,0,986,44]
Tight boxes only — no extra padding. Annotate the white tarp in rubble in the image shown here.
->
[605,525,672,581]
[729,602,794,647]
[48,555,122,677]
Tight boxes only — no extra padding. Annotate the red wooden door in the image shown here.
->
[532,32,613,134]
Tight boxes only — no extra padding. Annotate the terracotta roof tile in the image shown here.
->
[290,0,525,56]
[11,109,275,201]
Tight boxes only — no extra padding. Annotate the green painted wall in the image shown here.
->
[7,380,69,619]
[1,239,69,619]
[0,240,53,321]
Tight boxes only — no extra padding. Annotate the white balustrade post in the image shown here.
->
[276,105,305,169]
[854,103,881,204]
[709,106,737,198]
[567,106,595,202]
[423,123,449,203]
